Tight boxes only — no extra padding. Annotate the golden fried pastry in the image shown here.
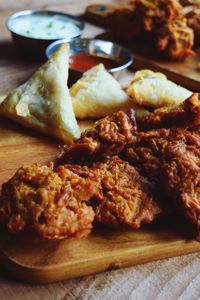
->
[70,64,131,119]
[0,163,96,239]
[0,44,80,143]
[0,95,5,105]
[127,70,192,108]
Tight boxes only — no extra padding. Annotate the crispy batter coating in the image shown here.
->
[108,0,194,59]
[66,157,163,229]
[108,0,182,39]
[59,109,137,164]
[138,93,200,131]
[0,155,163,238]
[130,0,183,31]
[123,127,200,237]
[0,163,96,239]
[123,128,171,183]
[184,5,200,44]
[123,127,200,184]
[156,17,194,59]
[161,130,200,237]
[91,157,163,228]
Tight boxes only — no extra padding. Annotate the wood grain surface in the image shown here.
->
[1,218,200,284]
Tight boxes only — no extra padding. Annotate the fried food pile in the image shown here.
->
[107,0,194,59]
[1,93,200,240]
[0,163,96,239]
[183,3,200,44]
[59,93,200,240]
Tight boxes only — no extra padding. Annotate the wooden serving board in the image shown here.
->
[86,4,200,92]
[0,102,200,283]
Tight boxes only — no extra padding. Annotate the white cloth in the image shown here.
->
[0,252,200,300]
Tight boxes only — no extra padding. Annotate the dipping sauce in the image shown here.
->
[69,53,120,72]
[10,13,81,40]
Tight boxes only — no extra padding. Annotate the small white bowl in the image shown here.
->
[7,10,84,60]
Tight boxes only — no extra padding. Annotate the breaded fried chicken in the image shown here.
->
[59,109,136,164]
[123,127,199,184]
[108,0,183,39]
[161,130,200,238]
[130,0,184,31]
[123,128,171,184]
[184,4,200,44]
[108,0,194,59]
[138,93,200,131]
[156,17,194,59]
[0,163,96,239]
[123,127,200,238]
[66,157,163,229]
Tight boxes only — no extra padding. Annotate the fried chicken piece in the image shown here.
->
[59,109,137,164]
[184,5,200,44]
[138,0,194,58]
[66,157,163,229]
[108,0,194,59]
[130,0,183,31]
[123,128,171,183]
[108,0,182,40]
[161,129,200,238]
[123,127,200,238]
[0,163,96,239]
[138,93,200,131]
[156,17,194,59]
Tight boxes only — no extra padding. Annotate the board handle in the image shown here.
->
[85,4,115,27]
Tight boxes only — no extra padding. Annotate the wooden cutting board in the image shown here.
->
[86,4,200,92]
[0,105,200,283]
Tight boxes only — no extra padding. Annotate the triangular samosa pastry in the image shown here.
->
[70,64,131,119]
[0,44,80,143]
[127,69,192,109]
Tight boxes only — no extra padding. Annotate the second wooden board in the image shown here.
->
[86,4,200,92]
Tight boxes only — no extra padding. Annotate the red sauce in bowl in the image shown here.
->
[69,53,120,72]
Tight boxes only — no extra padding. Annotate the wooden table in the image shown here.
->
[1,1,200,300]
